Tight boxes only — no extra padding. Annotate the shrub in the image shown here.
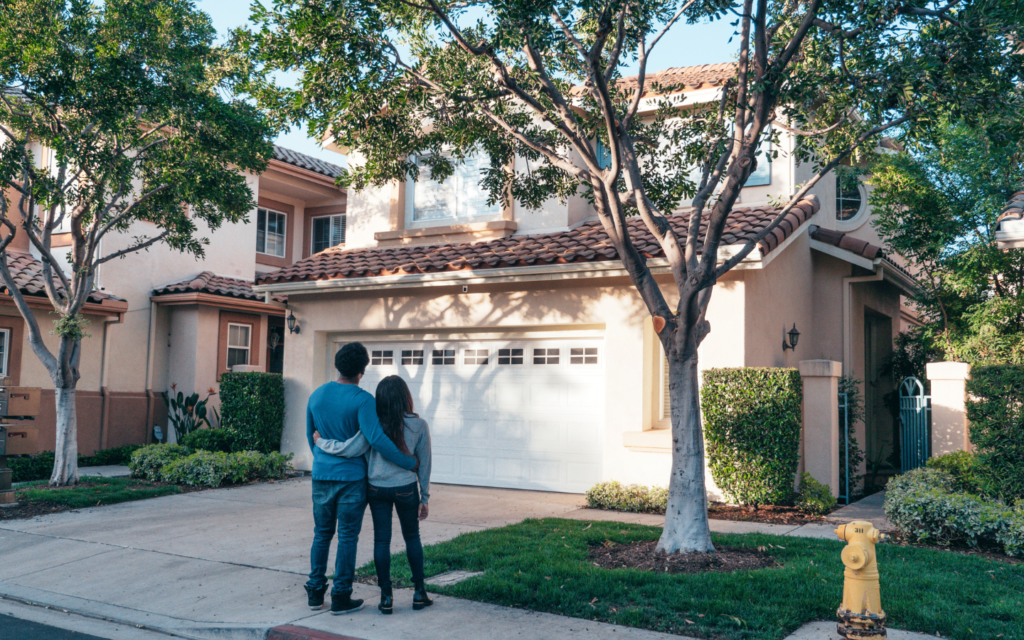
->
[129,444,191,481]
[926,451,985,496]
[160,450,292,488]
[585,481,667,514]
[966,365,1024,502]
[884,468,1023,556]
[702,367,803,507]
[181,428,237,453]
[80,444,142,467]
[220,372,285,454]
[796,473,837,515]
[10,445,143,482]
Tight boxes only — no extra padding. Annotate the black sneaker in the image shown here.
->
[305,585,327,610]
[330,592,365,615]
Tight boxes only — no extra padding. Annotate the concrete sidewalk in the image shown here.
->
[0,478,909,640]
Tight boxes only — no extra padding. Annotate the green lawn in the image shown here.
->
[357,518,1023,640]
[16,476,182,509]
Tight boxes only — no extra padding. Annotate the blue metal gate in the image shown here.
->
[899,377,931,472]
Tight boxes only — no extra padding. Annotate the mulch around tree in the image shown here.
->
[708,502,832,525]
[588,539,779,575]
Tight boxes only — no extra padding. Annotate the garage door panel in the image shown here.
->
[351,339,604,493]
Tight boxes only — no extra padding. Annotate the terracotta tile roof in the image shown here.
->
[616,63,737,97]
[808,225,884,260]
[154,271,286,303]
[997,190,1024,226]
[3,252,126,307]
[257,196,820,286]
[272,145,345,179]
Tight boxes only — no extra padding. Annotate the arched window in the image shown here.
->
[836,173,863,221]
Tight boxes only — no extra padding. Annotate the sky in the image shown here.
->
[198,1,739,170]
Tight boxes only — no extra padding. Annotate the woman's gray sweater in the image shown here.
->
[315,414,431,503]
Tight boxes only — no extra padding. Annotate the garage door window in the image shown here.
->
[464,349,489,365]
[498,348,524,365]
[371,350,394,365]
[533,348,560,365]
[432,349,456,365]
[402,350,424,365]
[570,347,599,365]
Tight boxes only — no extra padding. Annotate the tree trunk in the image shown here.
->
[49,386,79,486]
[657,347,715,554]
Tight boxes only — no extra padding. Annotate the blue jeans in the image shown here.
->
[368,482,425,589]
[307,479,366,595]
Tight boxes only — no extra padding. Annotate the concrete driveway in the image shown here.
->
[0,478,588,635]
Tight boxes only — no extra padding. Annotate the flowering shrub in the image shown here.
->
[585,481,668,514]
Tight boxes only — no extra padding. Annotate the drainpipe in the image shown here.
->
[144,299,158,443]
[842,267,884,377]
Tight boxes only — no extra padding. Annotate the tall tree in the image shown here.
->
[239,0,1022,553]
[0,0,274,485]
[871,114,1024,365]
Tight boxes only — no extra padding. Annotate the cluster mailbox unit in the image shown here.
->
[0,380,42,506]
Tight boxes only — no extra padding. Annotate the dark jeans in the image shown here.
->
[307,478,366,596]
[368,482,424,589]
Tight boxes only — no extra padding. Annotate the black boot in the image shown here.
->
[304,585,327,610]
[330,591,364,615]
[412,581,433,610]
[378,586,393,615]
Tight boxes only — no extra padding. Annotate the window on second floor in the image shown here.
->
[836,172,864,221]
[312,214,346,254]
[256,208,286,257]
[410,150,500,223]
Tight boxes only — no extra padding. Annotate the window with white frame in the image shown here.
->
[311,214,346,254]
[0,328,9,377]
[570,347,599,365]
[464,349,489,365]
[256,208,286,257]
[533,348,560,365]
[836,172,864,221]
[371,350,394,365]
[410,150,500,222]
[498,348,524,365]
[226,323,251,368]
[401,350,424,365]
[431,349,456,365]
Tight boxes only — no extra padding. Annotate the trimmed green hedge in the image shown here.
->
[180,428,237,453]
[10,445,143,483]
[220,372,285,454]
[884,467,1024,557]
[585,481,668,514]
[966,365,1024,502]
[702,367,803,507]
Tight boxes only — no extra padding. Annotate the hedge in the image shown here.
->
[180,428,237,453]
[884,467,1024,557]
[966,365,1024,502]
[702,367,803,507]
[219,372,285,454]
[130,444,192,481]
[9,445,143,483]
[585,481,668,514]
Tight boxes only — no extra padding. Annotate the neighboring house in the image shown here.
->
[996,190,1024,249]
[1,145,346,454]
[254,63,916,495]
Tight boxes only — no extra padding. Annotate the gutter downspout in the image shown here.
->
[843,266,884,377]
[144,299,158,444]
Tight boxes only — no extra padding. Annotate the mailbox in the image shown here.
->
[1,387,40,419]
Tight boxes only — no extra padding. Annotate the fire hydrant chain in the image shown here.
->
[835,520,888,640]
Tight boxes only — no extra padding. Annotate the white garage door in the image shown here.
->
[342,338,605,493]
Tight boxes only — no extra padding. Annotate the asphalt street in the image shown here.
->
[1,613,109,640]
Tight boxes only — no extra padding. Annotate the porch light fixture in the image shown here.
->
[287,310,300,335]
[782,323,800,351]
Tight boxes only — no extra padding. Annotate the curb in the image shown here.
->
[268,625,365,640]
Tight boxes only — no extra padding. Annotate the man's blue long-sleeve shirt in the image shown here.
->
[306,381,416,481]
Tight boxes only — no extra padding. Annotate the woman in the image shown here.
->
[313,375,433,615]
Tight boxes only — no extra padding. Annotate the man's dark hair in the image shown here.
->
[335,342,370,379]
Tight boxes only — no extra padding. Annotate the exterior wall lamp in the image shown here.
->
[287,310,301,335]
[782,323,800,351]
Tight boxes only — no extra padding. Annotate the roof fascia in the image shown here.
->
[266,159,342,191]
[151,292,286,314]
[809,238,878,271]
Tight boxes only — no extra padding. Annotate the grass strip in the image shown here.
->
[16,476,181,509]
[357,517,1023,640]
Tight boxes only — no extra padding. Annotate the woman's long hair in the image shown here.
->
[375,375,416,455]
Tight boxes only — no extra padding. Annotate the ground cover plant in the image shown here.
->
[7,477,181,514]
[357,518,1023,640]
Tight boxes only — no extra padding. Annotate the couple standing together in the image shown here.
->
[303,342,433,615]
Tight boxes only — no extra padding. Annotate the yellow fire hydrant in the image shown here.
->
[835,520,888,639]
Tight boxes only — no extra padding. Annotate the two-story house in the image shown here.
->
[2,145,347,454]
[253,63,916,496]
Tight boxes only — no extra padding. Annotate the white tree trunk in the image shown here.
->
[49,387,79,486]
[657,350,715,555]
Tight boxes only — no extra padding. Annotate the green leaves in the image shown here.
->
[219,371,285,454]
[701,367,803,507]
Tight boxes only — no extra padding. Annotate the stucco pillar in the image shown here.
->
[926,362,971,455]
[799,360,842,496]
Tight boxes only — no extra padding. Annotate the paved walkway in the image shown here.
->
[79,465,131,478]
[0,479,917,640]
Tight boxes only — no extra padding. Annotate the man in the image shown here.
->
[304,342,417,614]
